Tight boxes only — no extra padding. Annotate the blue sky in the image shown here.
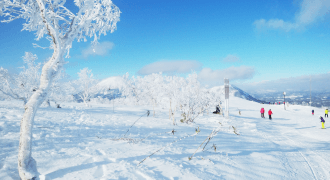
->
[0,0,330,90]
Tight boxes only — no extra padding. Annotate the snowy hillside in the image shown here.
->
[1,95,330,179]
[74,76,125,102]
[92,76,126,92]
[209,85,267,104]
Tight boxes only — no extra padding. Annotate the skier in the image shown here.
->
[279,102,281,105]
[260,107,265,118]
[312,110,314,115]
[325,109,328,118]
[320,116,325,129]
[268,109,273,120]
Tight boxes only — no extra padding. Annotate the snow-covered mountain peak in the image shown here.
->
[209,85,266,104]
[95,76,125,90]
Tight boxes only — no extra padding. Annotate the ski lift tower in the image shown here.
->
[283,92,286,110]
[224,78,229,118]
[310,75,312,107]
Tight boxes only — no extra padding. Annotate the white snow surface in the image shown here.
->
[0,96,330,180]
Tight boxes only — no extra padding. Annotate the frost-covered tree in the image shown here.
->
[163,75,184,124]
[0,67,16,99]
[177,73,201,122]
[1,1,120,179]
[0,52,41,105]
[77,67,97,106]
[142,73,164,116]
[46,69,74,107]
[121,73,139,105]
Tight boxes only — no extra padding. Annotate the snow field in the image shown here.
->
[0,96,330,180]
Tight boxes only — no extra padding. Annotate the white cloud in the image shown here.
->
[254,0,330,31]
[198,66,255,87]
[253,19,298,32]
[297,0,330,25]
[237,73,330,93]
[223,54,240,63]
[82,41,114,58]
[137,60,202,75]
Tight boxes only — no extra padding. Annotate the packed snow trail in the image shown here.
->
[0,97,330,179]
[232,97,330,180]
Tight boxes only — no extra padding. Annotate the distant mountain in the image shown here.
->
[92,76,125,92]
[247,90,330,108]
[209,85,267,104]
[73,76,124,102]
[231,85,268,104]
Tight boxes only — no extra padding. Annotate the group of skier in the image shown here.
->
[268,102,285,105]
[212,104,328,129]
[318,108,328,129]
[260,107,328,129]
[260,107,273,120]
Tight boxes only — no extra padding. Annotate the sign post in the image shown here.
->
[224,78,229,118]
[283,92,286,110]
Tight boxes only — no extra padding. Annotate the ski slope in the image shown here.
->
[0,96,329,180]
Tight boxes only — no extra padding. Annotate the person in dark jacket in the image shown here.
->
[213,105,220,114]
[268,109,273,120]
[312,110,314,115]
[320,116,325,129]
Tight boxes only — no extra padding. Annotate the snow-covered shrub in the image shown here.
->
[46,69,76,107]
[0,52,41,105]
[76,68,98,106]
[115,72,222,124]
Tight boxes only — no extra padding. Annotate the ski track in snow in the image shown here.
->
[250,110,330,180]
[252,121,318,179]
[0,98,330,180]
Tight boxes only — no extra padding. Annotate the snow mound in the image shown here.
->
[94,76,125,91]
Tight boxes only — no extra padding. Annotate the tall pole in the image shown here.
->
[110,87,114,113]
[310,75,312,107]
[224,78,229,118]
[283,92,286,110]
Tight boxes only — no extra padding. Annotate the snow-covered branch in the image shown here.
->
[0,52,41,105]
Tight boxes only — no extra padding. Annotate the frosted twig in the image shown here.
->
[138,131,200,165]
[189,130,213,160]
[232,126,240,135]
[140,129,177,142]
[32,43,50,49]
[123,110,150,137]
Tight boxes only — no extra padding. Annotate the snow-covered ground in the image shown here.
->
[0,96,329,180]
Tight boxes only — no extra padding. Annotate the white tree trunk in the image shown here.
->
[18,45,63,179]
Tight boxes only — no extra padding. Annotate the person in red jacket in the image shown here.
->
[268,109,273,120]
[260,107,265,118]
